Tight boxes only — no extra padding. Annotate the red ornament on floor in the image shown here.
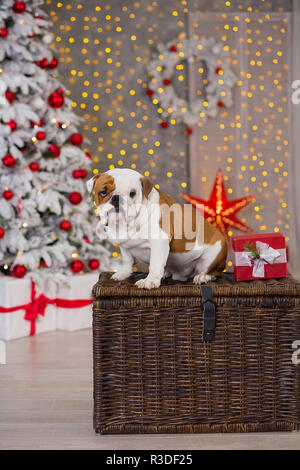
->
[48,91,64,108]
[60,220,72,231]
[12,264,27,278]
[70,260,83,273]
[48,144,60,158]
[69,133,83,146]
[3,190,13,200]
[0,28,8,38]
[69,192,82,205]
[2,154,17,167]
[180,168,255,243]
[0,227,5,239]
[7,120,17,132]
[29,162,39,172]
[12,1,26,14]
[89,259,99,270]
[5,90,15,102]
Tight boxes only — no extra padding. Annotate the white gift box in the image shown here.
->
[0,276,57,341]
[56,272,97,332]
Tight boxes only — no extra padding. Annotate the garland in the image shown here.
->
[147,36,237,129]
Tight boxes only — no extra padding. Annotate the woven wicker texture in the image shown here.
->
[93,273,300,434]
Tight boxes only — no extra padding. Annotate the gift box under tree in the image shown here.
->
[232,233,287,282]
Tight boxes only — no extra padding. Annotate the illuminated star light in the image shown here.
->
[180,168,256,242]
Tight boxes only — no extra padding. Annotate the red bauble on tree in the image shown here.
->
[48,144,60,158]
[12,264,27,278]
[36,131,46,141]
[5,90,15,102]
[85,152,91,159]
[0,28,8,38]
[70,260,83,273]
[89,259,99,270]
[170,45,177,52]
[29,162,39,172]
[12,1,26,14]
[2,154,17,167]
[146,89,154,96]
[3,190,13,200]
[72,169,88,179]
[217,100,225,108]
[48,91,64,109]
[163,79,171,86]
[7,120,17,132]
[186,128,193,135]
[0,227,5,239]
[160,121,169,129]
[68,192,82,205]
[48,57,58,69]
[69,133,83,146]
[60,220,72,232]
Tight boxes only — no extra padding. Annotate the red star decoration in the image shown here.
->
[180,168,256,242]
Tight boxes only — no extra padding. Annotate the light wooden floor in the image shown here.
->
[0,329,299,450]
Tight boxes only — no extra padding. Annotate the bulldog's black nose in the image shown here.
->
[111,194,120,208]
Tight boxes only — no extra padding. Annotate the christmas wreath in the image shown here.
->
[147,36,237,128]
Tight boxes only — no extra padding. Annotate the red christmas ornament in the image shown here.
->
[12,264,27,278]
[40,58,49,68]
[60,220,72,232]
[160,121,169,129]
[69,192,82,205]
[89,259,99,270]
[36,131,46,140]
[48,91,64,109]
[83,236,90,243]
[85,152,91,159]
[180,168,255,243]
[7,120,17,132]
[163,79,171,86]
[40,260,48,268]
[72,169,87,179]
[3,190,13,200]
[34,15,43,20]
[48,144,60,158]
[0,28,8,38]
[217,100,225,108]
[170,45,177,52]
[12,1,26,14]
[2,154,17,167]
[215,67,223,74]
[28,33,35,38]
[186,128,193,135]
[146,89,154,96]
[0,227,5,239]
[5,90,15,103]
[48,57,58,69]
[2,153,16,166]
[30,119,43,128]
[70,260,83,273]
[29,162,39,172]
[69,133,83,146]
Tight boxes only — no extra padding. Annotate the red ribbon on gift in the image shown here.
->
[0,280,93,336]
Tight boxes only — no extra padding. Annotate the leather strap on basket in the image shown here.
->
[201,285,216,342]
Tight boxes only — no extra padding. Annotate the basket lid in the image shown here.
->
[92,272,300,298]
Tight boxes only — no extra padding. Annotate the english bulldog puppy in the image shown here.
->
[87,168,227,289]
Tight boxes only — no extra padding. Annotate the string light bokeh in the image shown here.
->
[42,0,294,266]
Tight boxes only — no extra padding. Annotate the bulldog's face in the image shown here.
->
[87,169,153,230]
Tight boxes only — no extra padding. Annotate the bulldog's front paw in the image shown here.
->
[111,270,131,281]
[135,275,161,289]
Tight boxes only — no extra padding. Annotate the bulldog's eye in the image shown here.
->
[99,190,107,198]
[129,191,136,198]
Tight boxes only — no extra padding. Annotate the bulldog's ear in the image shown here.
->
[86,174,100,194]
[140,177,154,199]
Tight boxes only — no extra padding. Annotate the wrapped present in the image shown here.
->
[232,233,287,281]
[56,273,96,332]
[0,276,56,341]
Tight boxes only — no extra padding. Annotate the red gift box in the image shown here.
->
[232,233,287,281]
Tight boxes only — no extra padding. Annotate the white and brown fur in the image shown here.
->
[87,168,227,289]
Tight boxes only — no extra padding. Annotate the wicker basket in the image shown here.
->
[92,273,300,434]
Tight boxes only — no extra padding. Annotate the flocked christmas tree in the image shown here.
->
[0,0,113,283]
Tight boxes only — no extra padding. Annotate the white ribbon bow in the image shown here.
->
[241,241,281,277]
